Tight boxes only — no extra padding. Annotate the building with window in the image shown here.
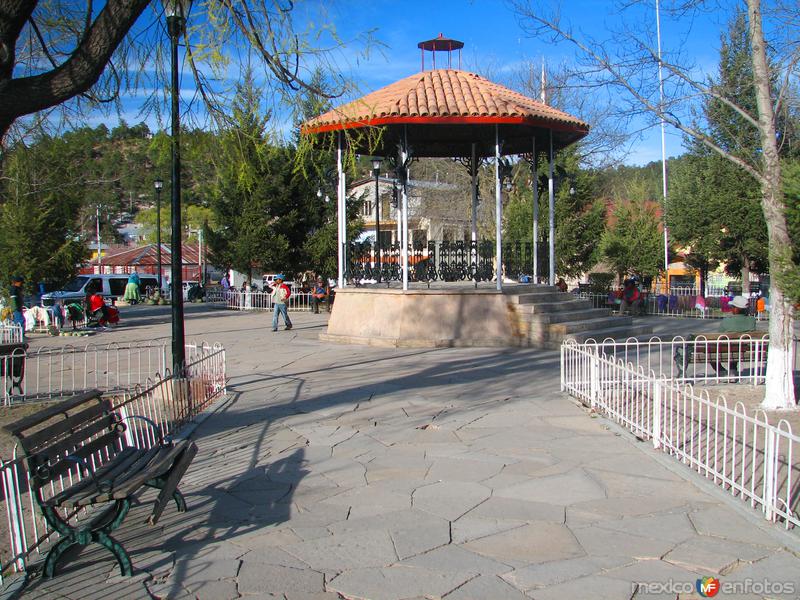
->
[348,174,469,245]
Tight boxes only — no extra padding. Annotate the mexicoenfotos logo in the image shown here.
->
[636,577,794,596]
[696,576,721,597]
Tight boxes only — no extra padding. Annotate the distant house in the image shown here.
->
[81,243,204,282]
[348,175,467,245]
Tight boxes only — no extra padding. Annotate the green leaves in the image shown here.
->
[0,146,88,293]
[598,200,663,280]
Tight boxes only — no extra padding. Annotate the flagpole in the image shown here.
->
[656,0,670,293]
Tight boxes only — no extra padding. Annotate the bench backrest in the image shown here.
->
[690,331,767,342]
[3,390,124,488]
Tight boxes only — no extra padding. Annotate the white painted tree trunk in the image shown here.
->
[748,0,797,409]
[763,286,797,409]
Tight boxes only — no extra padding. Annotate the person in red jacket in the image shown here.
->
[85,286,115,326]
[270,275,293,331]
[620,278,642,315]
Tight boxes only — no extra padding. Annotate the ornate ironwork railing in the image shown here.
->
[344,240,547,283]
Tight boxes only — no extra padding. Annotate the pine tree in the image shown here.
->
[598,200,663,281]
[0,147,87,294]
[667,11,768,291]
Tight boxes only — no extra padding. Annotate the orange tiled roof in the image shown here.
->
[301,69,588,134]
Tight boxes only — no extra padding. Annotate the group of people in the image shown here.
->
[4,275,119,335]
[218,272,333,332]
[270,275,333,331]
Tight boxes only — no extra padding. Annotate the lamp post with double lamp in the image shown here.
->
[372,159,382,282]
[164,0,189,376]
[154,179,164,292]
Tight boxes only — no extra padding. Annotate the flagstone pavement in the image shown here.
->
[14,306,800,600]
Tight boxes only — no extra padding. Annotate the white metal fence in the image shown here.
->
[561,338,799,530]
[574,290,769,320]
[0,326,23,345]
[584,334,771,386]
[0,342,226,582]
[206,289,317,312]
[1,341,173,405]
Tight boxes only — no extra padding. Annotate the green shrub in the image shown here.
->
[588,272,615,293]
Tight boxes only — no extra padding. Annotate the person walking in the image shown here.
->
[271,274,292,331]
[9,275,25,335]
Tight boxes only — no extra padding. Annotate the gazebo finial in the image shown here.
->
[417,34,464,71]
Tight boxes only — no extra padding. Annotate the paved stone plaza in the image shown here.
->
[13,305,800,599]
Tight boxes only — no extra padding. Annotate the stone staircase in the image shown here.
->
[506,286,653,349]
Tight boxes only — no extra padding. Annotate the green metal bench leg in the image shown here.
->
[43,535,79,578]
[172,489,187,512]
[145,480,187,512]
[41,499,133,577]
[105,498,132,532]
[95,530,133,576]
[147,442,197,525]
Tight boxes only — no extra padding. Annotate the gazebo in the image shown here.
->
[301,36,589,346]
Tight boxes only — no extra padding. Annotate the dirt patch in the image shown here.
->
[693,382,800,432]
[0,400,84,574]
[0,402,51,573]
[0,402,50,459]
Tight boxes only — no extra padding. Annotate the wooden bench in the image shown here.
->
[4,390,197,577]
[673,331,768,378]
[0,342,28,396]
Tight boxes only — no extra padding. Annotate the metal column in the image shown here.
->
[548,130,555,286]
[532,138,538,284]
[401,128,410,291]
[471,142,478,244]
[336,132,345,289]
[495,125,502,291]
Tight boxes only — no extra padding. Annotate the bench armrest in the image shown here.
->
[119,414,169,446]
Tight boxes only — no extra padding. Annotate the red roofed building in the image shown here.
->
[80,243,203,282]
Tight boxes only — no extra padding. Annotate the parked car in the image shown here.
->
[41,274,160,306]
[261,274,294,290]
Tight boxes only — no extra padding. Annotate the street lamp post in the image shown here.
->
[154,179,163,291]
[165,0,189,376]
[372,159,382,282]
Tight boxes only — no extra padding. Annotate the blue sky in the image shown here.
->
[306,0,731,166]
[100,0,733,167]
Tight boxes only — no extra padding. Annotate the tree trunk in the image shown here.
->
[0,0,150,142]
[741,259,750,296]
[748,0,797,409]
[700,265,707,298]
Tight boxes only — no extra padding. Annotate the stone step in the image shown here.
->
[512,291,569,304]
[516,299,594,313]
[502,285,558,296]
[525,308,612,325]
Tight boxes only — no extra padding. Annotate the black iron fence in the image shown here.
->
[344,240,547,284]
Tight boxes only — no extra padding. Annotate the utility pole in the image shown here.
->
[96,205,102,269]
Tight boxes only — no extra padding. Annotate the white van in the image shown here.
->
[41,274,161,306]
[262,274,294,290]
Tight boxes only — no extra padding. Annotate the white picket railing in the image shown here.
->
[561,338,799,530]
[0,342,226,582]
[1,341,173,405]
[584,334,770,386]
[0,325,23,345]
[206,289,317,312]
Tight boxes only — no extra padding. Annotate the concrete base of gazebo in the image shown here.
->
[319,286,532,348]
